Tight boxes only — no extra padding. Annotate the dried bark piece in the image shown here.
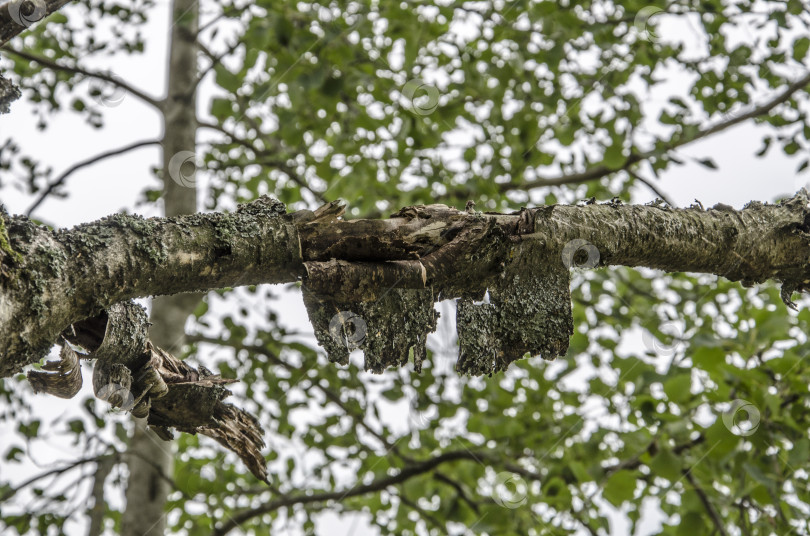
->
[456,241,574,375]
[27,342,83,398]
[201,404,268,483]
[57,300,268,481]
[303,286,437,373]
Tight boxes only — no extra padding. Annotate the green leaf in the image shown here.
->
[210,98,232,120]
[663,373,692,404]
[602,141,625,169]
[676,511,707,536]
[794,37,810,61]
[602,470,637,507]
[650,447,682,482]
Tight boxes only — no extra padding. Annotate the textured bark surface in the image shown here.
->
[0,197,301,377]
[3,191,810,478]
[0,72,20,113]
[4,194,810,378]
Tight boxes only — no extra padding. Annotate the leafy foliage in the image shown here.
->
[3,0,810,535]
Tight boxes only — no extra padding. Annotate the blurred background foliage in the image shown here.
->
[2,0,810,534]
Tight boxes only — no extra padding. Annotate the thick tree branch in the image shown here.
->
[2,192,810,479]
[0,0,72,46]
[3,191,810,378]
[1,46,164,110]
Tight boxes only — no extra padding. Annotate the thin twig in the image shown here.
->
[210,450,482,536]
[26,139,161,216]
[198,120,328,204]
[1,47,164,110]
[684,469,729,536]
[492,69,810,195]
[627,168,675,206]
[0,453,114,502]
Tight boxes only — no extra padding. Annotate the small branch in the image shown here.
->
[198,120,328,204]
[0,452,113,502]
[211,450,483,535]
[684,470,729,536]
[188,334,408,459]
[397,492,448,535]
[494,69,810,195]
[603,435,705,475]
[569,509,599,536]
[434,470,481,513]
[1,46,164,110]
[26,139,161,217]
[193,38,241,93]
[627,168,675,206]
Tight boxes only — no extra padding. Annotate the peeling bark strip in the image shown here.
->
[27,340,81,398]
[2,193,810,474]
[74,302,267,481]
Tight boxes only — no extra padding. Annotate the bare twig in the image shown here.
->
[198,120,328,204]
[1,47,164,110]
[26,139,161,217]
[627,168,675,206]
[210,450,483,536]
[684,469,729,536]
[0,453,114,503]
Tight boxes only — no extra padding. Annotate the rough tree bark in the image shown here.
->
[121,0,199,533]
[3,194,809,373]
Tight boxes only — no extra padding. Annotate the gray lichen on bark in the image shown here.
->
[0,73,20,114]
[302,286,437,373]
[457,242,573,376]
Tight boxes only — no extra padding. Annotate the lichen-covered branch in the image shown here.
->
[2,192,810,477]
[0,72,20,113]
[4,193,810,378]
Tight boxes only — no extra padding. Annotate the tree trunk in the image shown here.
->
[120,0,198,533]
